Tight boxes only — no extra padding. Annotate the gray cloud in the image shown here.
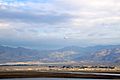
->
[0,0,120,49]
[0,9,72,24]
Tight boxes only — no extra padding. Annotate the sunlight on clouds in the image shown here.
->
[0,22,10,29]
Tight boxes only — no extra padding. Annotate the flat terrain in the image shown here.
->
[0,66,120,79]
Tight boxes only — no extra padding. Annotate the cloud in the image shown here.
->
[0,9,72,25]
[0,22,10,29]
[0,0,120,49]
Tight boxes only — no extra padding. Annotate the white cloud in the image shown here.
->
[0,22,10,29]
[0,0,120,48]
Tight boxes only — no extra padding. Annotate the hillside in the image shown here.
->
[0,45,120,64]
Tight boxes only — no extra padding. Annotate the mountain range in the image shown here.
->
[0,45,120,64]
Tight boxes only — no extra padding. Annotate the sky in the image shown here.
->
[0,0,120,50]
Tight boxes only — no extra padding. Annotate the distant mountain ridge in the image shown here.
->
[0,45,120,64]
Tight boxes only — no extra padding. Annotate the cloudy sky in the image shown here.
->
[0,0,120,50]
